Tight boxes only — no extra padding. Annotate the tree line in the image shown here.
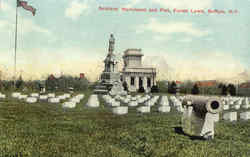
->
[0,75,89,92]
[157,81,238,96]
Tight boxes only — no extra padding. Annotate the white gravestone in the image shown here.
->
[233,104,240,110]
[223,105,230,110]
[12,92,21,98]
[86,95,99,108]
[75,94,84,100]
[18,95,28,100]
[39,95,48,100]
[48,98,60,103]
[137,106,150,113]
[26,97,37,103]
[158,106,171,113]
[128,101,138,107]
[62,102,76,108]
[31,93,39,97]
[48,93,55,98]
[242,98,250,109]
[159,96,169,106]
[112,106,128,115]
[70,98,81,103]
[111,101,120,107]
[0,94,6,99]
[240,112,250,120]
[145,100,154,106]
[58,95,67,100]
[223,112,237,122]
[64,94,71,98]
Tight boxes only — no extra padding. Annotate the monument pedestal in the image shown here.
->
[94,34,126,95]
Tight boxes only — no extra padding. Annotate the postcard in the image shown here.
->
[0,0,249,157]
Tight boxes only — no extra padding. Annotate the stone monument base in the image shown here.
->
[109,81,127,96]
[94,80,127,95]
[94,81,110,94]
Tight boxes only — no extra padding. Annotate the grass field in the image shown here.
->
[0,91,250,157]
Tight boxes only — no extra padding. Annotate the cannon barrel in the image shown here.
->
[183,97,223,116]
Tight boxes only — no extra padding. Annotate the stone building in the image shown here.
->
[121,49,156,92]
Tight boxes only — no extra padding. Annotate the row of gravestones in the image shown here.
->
[62,94,85,108]
[1,92,85,109]
[2,92,250,121]
[11,92,71,103]
[86,94,176,115]
[85,94,250,121]
[221,97,250,110]
[220,97,250,121]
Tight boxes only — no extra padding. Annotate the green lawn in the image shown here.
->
[0,91,250,157]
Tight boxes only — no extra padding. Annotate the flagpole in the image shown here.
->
[14,0,18,89]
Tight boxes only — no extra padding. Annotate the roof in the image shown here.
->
[176,81,182,84]
[122,67,156,74]
[196,80,217,87]
[240,82,250,88]
[124,49,143,56]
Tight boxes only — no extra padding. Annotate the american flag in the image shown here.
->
[17,0,36,16]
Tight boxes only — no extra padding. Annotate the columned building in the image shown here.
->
[121,49,156,92]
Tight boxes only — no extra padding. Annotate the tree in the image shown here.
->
[191,84,200,95]
[151,85,159,93]
[16,76,24,90]
[179,80,194,94]
[45,75,58,91]
[157,81,168,93]
[122,81,128,91]
[74,77,89,91]
[168,81,177,94]
[228,84,236,96]
[218,83,224,89]
[2,80,14,91]
[138,86,145,93]
[221,84,228,95]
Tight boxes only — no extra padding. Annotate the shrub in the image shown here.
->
[138,86,145,93]
[168,81,177,94]
[221,84,228,95]
[191,84,200,95]
[228,84,236,96]
[122,81,128,91]
[157,81,168,93]
[151,85,159,93]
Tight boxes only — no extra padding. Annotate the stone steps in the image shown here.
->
[94,89,109,94]
[95,85,107,89]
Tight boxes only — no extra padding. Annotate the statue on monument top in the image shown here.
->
[108,34,115,54]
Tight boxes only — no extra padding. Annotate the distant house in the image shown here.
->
[239,82,250,88]
[80,73,85,79]
[175,81,182,85]
[48,74,56,80]
[196,80,217,87]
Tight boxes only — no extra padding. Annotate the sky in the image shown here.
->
[0,0,250,83]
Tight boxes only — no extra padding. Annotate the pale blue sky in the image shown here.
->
[0,0,249,82]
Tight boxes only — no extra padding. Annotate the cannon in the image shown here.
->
[181,96,223,139]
